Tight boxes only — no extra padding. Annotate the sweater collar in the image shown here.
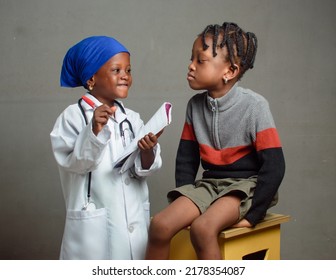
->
[206,83,240,111]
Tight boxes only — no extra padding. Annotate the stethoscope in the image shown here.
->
[77,96,135,211]
[78,96,135,147]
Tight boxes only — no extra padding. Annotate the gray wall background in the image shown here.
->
[0,0,335,260]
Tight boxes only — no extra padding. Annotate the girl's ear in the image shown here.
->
[223,64,240,84]
[86,77,95,91]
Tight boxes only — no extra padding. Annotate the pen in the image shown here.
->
[81,95,117,122]
[81,96,133,147]
[82,95,96,109]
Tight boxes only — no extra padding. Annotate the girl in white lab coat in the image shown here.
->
[50,36,162,260]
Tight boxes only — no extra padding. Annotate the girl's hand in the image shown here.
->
[138,130,164,169]
[92,104,116,136]
[138,133,158,151]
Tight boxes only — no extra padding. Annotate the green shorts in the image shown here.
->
[167,177,278,221]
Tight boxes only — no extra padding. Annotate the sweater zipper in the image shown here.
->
[210,99,221,149]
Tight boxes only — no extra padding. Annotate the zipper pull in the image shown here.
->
[210,100,217,112]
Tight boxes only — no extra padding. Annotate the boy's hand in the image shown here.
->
[231,218,252,228]
[92,104,116,136]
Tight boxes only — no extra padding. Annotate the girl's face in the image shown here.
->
[187,36,231,98]
[90,52,132,106]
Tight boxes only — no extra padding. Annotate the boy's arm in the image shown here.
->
[244,147,285,226]
[243,97,286,226]
[175,125,200,187]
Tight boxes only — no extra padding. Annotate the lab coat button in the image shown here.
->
[128,225,134,232]
[124,177,130,185]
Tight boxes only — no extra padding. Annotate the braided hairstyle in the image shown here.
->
[200,22,258,80]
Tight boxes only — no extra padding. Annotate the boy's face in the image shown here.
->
[90,52,132,104]
[187,36,231,97]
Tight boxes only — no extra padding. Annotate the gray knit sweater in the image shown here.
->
[175,83,285,226]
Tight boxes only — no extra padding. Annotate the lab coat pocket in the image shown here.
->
[60,208,110,260]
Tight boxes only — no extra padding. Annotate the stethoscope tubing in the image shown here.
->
[77,96,135,208]
[78,96,135,145]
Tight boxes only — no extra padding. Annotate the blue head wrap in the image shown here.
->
[60,36,129,88]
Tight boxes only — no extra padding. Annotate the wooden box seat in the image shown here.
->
[169,213,290,260]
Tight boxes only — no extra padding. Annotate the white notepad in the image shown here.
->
[114,102,172,172]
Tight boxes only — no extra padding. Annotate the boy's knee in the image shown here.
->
[190,218,215,241]
[149,215,172,242]
[190,218,205,233]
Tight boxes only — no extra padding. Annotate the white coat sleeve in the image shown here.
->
[50,105,111,174]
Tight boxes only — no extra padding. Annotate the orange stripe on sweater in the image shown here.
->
[181,122,196,141]
[255,128,281,151]
[200,144,253,166]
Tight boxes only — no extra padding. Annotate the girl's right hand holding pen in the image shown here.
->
[92,104,117,136]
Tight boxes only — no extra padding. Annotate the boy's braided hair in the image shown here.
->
[201,22,258,79]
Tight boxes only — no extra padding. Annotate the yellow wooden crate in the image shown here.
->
[169,213,290,260]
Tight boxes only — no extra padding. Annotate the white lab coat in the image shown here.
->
[50,94,162,260]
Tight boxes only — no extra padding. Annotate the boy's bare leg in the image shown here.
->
[190,195,241,260]
[145,196,200,259]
